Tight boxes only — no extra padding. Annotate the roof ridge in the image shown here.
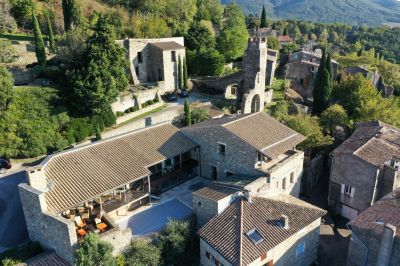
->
[222,112,260,127]
[39,121,173,167]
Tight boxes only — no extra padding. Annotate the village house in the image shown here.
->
[328,121,400,220]
[342,65,394,98]
[285,49,339,100]
[278,35,293,46]
[18,123,199,263]
[194,185,326,266]
[18,113,307,264]
[346,188,400,266]
[181,112,306,198]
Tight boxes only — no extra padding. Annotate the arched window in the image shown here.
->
[251,94,261,113]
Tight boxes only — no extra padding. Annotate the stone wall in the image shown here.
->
[18,184,77,264]
[200,238,233,266]
[98,227,132,256]
[302,154,325,196]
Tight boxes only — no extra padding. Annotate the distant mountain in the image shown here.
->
[221,0,400,26]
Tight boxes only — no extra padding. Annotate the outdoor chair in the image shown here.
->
[74,216,86,228]
[95,218,108,233]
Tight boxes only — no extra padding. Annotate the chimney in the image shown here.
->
[376,224,396,266]
[27,167,48,192]
[280,215,289,229]
[243,190,252,204]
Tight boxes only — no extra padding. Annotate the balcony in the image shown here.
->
[256,150,302,174]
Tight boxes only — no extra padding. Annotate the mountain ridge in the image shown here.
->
[221,0,400,26]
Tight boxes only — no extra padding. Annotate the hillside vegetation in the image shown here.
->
[222,0,400,26]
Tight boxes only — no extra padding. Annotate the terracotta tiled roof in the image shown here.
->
[349,188,400,236]
[150,41,185,51]
[198,196,326,265]
[278,35,293,42]
[25,252,70,266]
[332,121,400,167]
[193,185,238,202]
[41,123,198,213]
[183,112,305,159]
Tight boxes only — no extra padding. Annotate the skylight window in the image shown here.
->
[246,229,264,245]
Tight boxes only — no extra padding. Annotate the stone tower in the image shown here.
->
[237,37,267,114]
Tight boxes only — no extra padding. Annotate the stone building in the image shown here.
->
[266,49,279,86]
[328,121,400,220]
[278,35,293,46]
[116,37,186,92]
[18,123,199,264]
[285,49,339,99]
[181,112,306,198]
[342,66,394,98]
[346,188,400,266]
[196,189,326,266]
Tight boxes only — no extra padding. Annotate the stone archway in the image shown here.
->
[251,94,261,113]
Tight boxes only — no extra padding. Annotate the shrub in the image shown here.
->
[75,233,115,266]
[99,107,116,128]
[124,240,160,266]
[116,111,124,117]
[147,99,154,105]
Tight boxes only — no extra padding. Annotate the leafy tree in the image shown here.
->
[124,240,160,266]
[62,0,83,32]
[283,26,288,36]
[260,5,267,28]
[267,36,281,50]
[165,0,197,35]
[284,114,333,153]
[183,56,188,89]
[196,0,223,25]
[9,0,35,28]
[184,98,191,126]
[191,108,211,124]
[245,14,260,29]
[178,56,183,91]
[157,220,191,265]
[32,11,46,66]
[217,4,248,62]
[185,22,216,50]
[320,104,349,134]
[187,48,225,76]
[0,1,17,33]
[95,125,102,141]
[272,101,289,121]
[75,233,115,266]
[131,13,171,38]
[57,27,90,65]
[67,15,129,116]
[0,66,14,113]
[46,14,56,52]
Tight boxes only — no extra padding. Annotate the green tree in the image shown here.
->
[187,48,225,76]
[0,40,19,64]
[0,1,17,33]
[95,125,102,141]
[32,11,46,66]
[260,5,267,28]
[272,101,289,121]
[320,104,349,134]
[267,36,281,50]
[183,56,188,89]
[124,240,160,266]
[184,98,191,126]
[196,0,223,25]
[157,220,191,265]
[0,66,14,113]
[75,233,115,266]
[191,108,211,124]
[313,47,332,115]
[185,22,216,50]
[46,13,56,52]
[326,52,333,80]
[67,15,129,116]
[284,114,333,153]
[132,13,171,38]
[9,0,35,28]
[283,26,288,36]
[62,0,83,32]
[217,4,248,62]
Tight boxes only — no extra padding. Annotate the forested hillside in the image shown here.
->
[222,0,400,26]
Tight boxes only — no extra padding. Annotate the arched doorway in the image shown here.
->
[251,94,261,113]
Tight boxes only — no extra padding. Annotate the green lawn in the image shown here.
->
[109,105,167,129]
[265,78,286,114]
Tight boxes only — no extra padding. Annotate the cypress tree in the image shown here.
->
[313,47,332,115]
[178,56,183,91]
[184,97,191,126]
[326,52,333,81]
[62,0,82,32]
[32,12,46,66]
[183,56,188,90]
[283,26,288,36]
[260,5,267,28]
[46,14,56,52]
[95,125,102,141]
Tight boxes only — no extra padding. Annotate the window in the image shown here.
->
[282,177,287,189]
[210,165,217,180]
[135,66,140,77]
[342,184,355,197]
[171,51,176,62]
[217,143,226,156]
[145,117,152,127]
[267,176,271,183]
[296,242,305,257]
[197,201,202,207]
[206,251,210,259]
[226,171,234,177]
[290,172,295,183]
[276,181,279,189]
[246,228,264,245]
[137,52,143,63]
